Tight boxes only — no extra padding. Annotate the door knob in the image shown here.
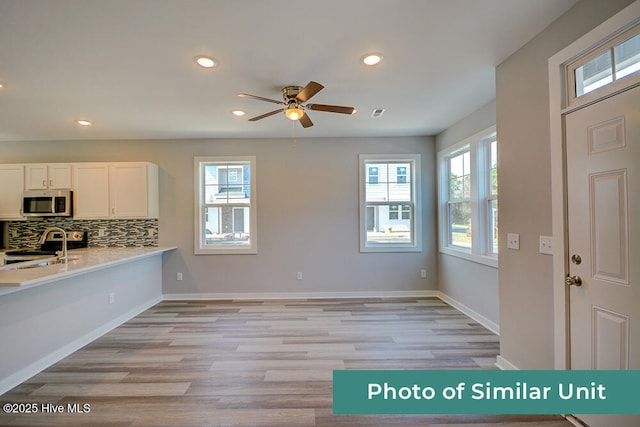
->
[565,275,582,287]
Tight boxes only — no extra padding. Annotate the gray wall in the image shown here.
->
[435,101,499,328]
[1,136,437,297]
[495,0,634,369]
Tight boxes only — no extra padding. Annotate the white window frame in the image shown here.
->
[566,23,640,107]
[194,156,257,255]
[481,134,498,256]
[437,126,497,268]
[359,154,422,253]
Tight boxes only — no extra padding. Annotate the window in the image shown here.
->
[569,25,640,103]
[359,154,422,252]
[448,150,471,249]
[438,126,497,267]
[486,137,498,255]
[194,156,256,254]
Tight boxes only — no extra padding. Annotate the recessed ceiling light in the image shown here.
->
[76,119,93,126]
[362,53,383,66]
[195,56,217,68]
[232,110,246,117]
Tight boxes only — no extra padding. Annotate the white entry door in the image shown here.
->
[565,84,640,427]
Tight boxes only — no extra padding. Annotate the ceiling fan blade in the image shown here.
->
[299,112,314,128]
[248,109,285,121]
[237,93,285,105]
[295,81,324,103]
[307,103,355,115]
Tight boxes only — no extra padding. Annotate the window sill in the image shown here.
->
[194,246,257,255]
[360,244,422,253]
[439,246,498,268]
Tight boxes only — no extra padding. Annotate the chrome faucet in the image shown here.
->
[38,227,67,262]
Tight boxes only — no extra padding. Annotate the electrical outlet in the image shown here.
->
[539,236,553,255]
[108,292,115,304]
[296,272,303,280]
[98,229,106,237]
[148,229,154,237]
[507,233,520,250]
[420,269,427,278]
[177,272,183,281]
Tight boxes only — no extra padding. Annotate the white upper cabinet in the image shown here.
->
[2,161,159,220]
[109,162,159,219]
[0,164,25,219]
[25,164,72,190]
[72,163,110,219]
[71,162,159,219]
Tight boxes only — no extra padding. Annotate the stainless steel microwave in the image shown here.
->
[22,190,73,217]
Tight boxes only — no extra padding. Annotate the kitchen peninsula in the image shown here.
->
[0,246,176,394]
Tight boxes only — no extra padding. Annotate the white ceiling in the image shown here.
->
[0,0,578,142]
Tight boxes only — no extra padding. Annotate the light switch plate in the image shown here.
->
[539,236,553,255]
[507,233,520,250]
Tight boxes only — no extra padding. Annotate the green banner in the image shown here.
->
[333,370,640,414]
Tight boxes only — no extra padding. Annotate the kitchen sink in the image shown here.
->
[0,256,78,271]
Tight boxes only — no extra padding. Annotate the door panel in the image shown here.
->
[589,170,628,284]
[565,84,639,427]
[592,306,629,370]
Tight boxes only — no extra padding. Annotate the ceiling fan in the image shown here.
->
[237,81,355,128]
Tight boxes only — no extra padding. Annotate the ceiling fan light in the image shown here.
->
[285,107,304,121]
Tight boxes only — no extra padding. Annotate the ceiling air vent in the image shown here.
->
[370,108,385,118]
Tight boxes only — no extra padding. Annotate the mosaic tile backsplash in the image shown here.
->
[7,218,158,249]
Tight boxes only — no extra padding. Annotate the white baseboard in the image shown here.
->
[163,290,439,301]
[0,296,162,395]
[495,355,520,370]
[437,291,500,335]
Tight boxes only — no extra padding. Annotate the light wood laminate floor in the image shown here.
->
[1,298,571,426]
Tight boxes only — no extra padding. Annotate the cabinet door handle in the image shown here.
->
[49,179,53,187]
[43,179,47,187]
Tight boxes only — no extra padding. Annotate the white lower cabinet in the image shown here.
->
[0,164,25,219]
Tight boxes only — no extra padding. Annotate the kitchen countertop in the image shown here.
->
[0,246,176,291]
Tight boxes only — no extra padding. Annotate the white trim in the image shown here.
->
[495,355,520,371]
[0,295,162,395]
[193,156,257,255]
[566,23,640,108]
[563,415,589,427]
[438,291,500,335]
[163,290,439,301]
[548,0,640,370]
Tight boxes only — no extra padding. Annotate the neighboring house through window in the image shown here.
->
[359,154,422,253]
[194,156,257,254]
